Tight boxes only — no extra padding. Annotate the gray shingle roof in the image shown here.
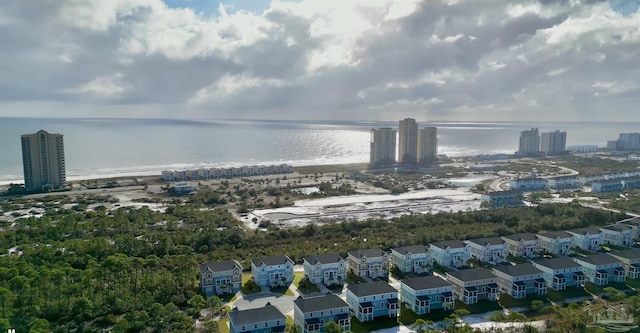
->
[537,231,572,239]
[430,240,467,249]
[199,260,243,274]
[391,245,428,255]
[251,255,293,267]
[601,224,633,232]
[494,263,543,277]
[348,248,386,259]
[304,254,344,265]
[402,276,451,291]
[608,249,640,260]
[502,233,538,242]
[619,217,640,226]
[567,227,602,236]
[467,237,506,247]
[447,268,495,282]
[228,304,286,327]
[533,257,581,271]
[574,254,622,266]
[347,281,396,297]
[293,294,349,313]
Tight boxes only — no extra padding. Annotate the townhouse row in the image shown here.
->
[161,164,294,181]
[224,248,640,333]
[506,171,640,192]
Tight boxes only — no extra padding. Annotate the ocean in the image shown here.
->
[0,117,637,184]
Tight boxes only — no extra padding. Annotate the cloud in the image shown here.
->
[0,0,639,121]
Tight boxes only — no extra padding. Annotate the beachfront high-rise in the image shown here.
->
[418,127,438,163]
[21,130,66,191]
[370,128,397,167]
[540,130,567,154]
[398,118,418,164]
[517,128,540,156]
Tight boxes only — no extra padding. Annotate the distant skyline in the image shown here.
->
[1,0,640,121]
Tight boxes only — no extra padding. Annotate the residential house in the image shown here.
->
[198,260,243,297]
[533,258,585,290]
[446,268,499,305]
[592,180,624,193]
[493,264,547,299]
[567,227,604,252]
[303,254,347,286]
[537,231,573,256]
[228,303,286,333]
[429,240,470,269]
[293,294,351,333]
[622,177,640,190]
[346,281,399,322]
[546,176,579,189]
[573,254,625,286]
[501,233,540,258]
[509,178,548,191]
[400,276,455,315]
[608,249,640,279]
[251,256,294,288]
[480,191,524,208]
[618,217,640,240]
[346,249,389,278]
[600,224,635,247]
[390,245,432,274]
[466,237,509,265]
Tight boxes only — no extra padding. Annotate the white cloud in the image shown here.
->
[69,73,128,98]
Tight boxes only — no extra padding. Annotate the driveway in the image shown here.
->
[233,292,299,316]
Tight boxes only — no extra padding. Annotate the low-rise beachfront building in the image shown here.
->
[466,237,509,265]
[174,170,187,181]
[607,249,640,279]
[537,231,573,256]
[186,169,199,180]
[533,258,585,290]
[400,276,455,315]
[592,180,624,193]
[446,268,499,305]
[303,254,347,286]
[390,245,432,274]
[199,260,243,297]
[210,168,223,178]
[546,176,579,190]
[347,249,390,279]
[161,170,174,181]
[197,168,211,180]
[618,217,640,240]
[573,254,625,286]
[293,295,351,333]
[493,264,547,299]
[501,233,540,258]
[228,303,286,333]
[222,168,234,178]
[251,255,294,288]
[600,224,635,247]
[346,281,399,322]
[480,191,524,208]
[567,227,604,252]
[622,177,640,190]
[429,240,470,269]
[172,182,196,194]
[509,178,548,191]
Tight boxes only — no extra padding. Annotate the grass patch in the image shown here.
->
[432,263,451,274]
[507,255,530,264]
[293,272,321,294]
[584,282,628,295]
[241,273,261,295]
[347,272,367,284]
[270,286,293,295]
[219,293,237,303]
[499,294,547,309]
[391,267,406,280]
[399,303,453,326]
[286,315,294,327]
[455,299,502,314]
[327,284,344,293]
[218,317,229,333]
[626,278,640,289]
[242,273,252,285]
[546,287,591,302]
[350,316,399,333]
[293,271,304,287]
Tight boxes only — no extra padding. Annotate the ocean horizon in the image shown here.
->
[1,117,638,184]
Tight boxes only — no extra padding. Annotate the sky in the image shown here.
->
[1,0,639,122]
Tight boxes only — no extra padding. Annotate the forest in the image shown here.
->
[0,193,631,332]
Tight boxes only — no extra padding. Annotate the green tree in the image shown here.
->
[324,320,343,333]
[412,319,435,333]
[187,295,207,317]
[28,318,50,333]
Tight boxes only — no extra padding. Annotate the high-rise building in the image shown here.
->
[418,127,438,163]
[398,118,418,164]
[370,128,396,166]
[540,130,567,154]
[517,128,540,156]
[21,130,66,191]
[618,133,640,150]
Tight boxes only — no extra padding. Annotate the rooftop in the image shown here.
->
[608,249,640,260]
[251,255,294,267]
[348,248,387,259]
[430,240,467,249]
[533,257,581,271]
[601,224,633,232]
[228,304,286,327]
[293,294,349,313]
[347,281,397,297]
[483,190,523,196]
[467,237,506,247]
[567,226,602,236]
[304,254,344,265]
[391,245,428,255]
[494,263,543,277]
[537,230,572,239]
[619,217,640,226]
[574,254,622,266]
[502,233,538,242]
[402,276,451,291]
[447,268,495,282]
[199,260,243,274]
